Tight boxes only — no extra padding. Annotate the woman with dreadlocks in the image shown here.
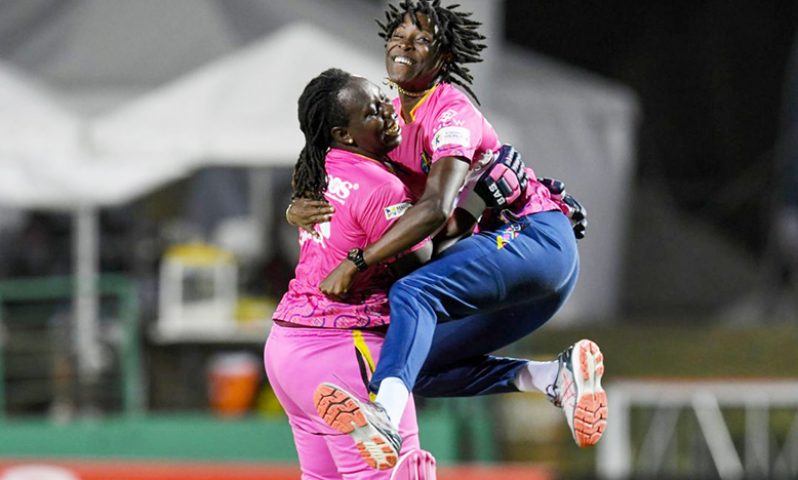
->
[290,0,607,470]
[265,68,438,479]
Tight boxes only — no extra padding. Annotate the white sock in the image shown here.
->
[514,360,559,394]
[374,377,409,429]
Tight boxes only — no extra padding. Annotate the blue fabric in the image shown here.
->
[369,210,579,397]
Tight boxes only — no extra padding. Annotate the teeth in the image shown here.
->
[386,123,399,135]
[394,56,412,66]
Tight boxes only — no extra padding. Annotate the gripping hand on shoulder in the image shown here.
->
[286,198,335,237]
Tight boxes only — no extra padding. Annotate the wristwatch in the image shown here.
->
[347,248,368,272]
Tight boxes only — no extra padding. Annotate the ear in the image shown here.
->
[331,126,355,145]
[441,51,454,71]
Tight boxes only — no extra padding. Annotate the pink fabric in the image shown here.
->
[264,324,420,480]
[388,83,559,216]
[274,148,424,329]
[513,167,562,218]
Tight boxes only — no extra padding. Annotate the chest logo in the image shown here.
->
[325,175,359,204]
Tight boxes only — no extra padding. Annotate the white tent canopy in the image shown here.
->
[89,23,388,166]
[0,63,80,160]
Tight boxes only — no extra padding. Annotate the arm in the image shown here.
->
[431,207,478,256]
[389,241,434,278]
[319,156,470,299]
[362,156,470,266]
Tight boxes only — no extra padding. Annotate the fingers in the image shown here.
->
[573,220,587,240]
[293,199,335,216]
[561,194,587,240]
[538,177,566,196]
[319,284,347,301]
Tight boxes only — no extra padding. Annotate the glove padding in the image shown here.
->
[474,145,528,209]
[538,177,587,240]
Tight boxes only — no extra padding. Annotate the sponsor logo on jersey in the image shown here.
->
[384,202,412,220]
[325,175,359,204]
[432,126,471,150]
[299,221,331,248]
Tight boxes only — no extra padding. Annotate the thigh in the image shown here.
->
[397,210,578,321]
[265,326,420,477]
[422,264,577,371]
[265,326,381,430]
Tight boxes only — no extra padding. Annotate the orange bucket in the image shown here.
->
[208,353,260,417]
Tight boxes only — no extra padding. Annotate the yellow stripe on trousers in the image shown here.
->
[352,330,377,401]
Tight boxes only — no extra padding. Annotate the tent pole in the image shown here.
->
[73,205,102,403]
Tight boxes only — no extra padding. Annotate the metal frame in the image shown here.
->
[597,380,798,479]
[0,274,143,418]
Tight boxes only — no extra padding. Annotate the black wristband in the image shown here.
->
[347,248,368,272]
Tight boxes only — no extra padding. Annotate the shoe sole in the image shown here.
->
[313,383,398,470]
[570,339,608,447]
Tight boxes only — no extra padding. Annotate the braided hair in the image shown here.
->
[377,0,486,103]
[292,68,353,200]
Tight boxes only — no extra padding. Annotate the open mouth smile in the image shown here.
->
[392,56,414,66]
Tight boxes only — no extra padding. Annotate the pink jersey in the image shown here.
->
[274,148,420,329]
[388,83,559,216]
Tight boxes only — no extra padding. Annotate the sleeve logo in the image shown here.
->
[432,126,471,150]
[438,109,459,124]
[384,202,412,220]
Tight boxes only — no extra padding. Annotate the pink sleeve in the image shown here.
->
[427,101,483,164]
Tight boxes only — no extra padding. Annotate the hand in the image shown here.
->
[286,198,335,237]
[319,259,359,300]
[474,145,529,208]
[538,177,588,240]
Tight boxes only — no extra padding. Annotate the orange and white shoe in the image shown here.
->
[390,449,437,480]
[547,339,608,447]
[314,383,402,470]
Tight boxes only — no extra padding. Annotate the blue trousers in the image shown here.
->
[369,210,579,397]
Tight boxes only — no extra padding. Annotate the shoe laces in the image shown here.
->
[546,383,562,407]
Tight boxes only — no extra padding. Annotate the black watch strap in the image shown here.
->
[347,248,368,272]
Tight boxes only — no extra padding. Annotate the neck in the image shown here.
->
[333,145,388,164]
[387,79,438,122]
[386,79,435,98]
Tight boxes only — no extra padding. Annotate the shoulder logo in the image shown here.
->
[438,109,459,124]
[432,126,471,150]
[384,202,412,220]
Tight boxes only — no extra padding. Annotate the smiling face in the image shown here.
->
[385,12,449,92]
[332,77,401,159]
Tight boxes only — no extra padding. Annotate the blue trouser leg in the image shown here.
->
[413,269,578,396]
[370,210,579,396]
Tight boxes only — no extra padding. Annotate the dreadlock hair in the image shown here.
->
[377,0,486,103]
[292,68,353,200]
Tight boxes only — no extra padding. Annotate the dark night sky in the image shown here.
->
[504,0,798,252]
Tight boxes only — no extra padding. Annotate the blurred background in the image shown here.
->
[0,0,796,479]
